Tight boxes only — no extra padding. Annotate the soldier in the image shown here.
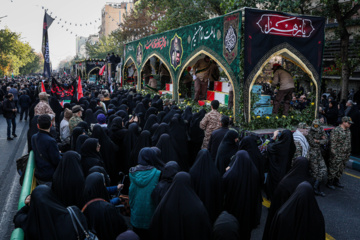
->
[200,100,222,149]
[34,92,55,116]
[306,119,327,197]
[68,105,84,134]
[327,116,352,189]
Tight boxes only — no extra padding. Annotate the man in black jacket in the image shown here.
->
[18,90,31,121]
[31,114,62,185]
[3,93,17,140]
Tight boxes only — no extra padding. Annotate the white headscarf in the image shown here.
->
[293,129,309,157]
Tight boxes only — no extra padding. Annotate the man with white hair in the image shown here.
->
[292,122,310,166]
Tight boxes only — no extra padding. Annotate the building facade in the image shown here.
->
[99,1,134,38]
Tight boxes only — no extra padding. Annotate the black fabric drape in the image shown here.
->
[83,199,127,240]
[212,211,240,240]
[189,149,222,223]
[346,105,360,155]
[150,172,212,240]
[208,127,229,162]
[144,114,158,131]
[75,135,89,154]
[115,110,129,123]
[188,109,206,165]
[137,147,165,171]
[222,150,261,240]
[129,130,152,168]
[151,161,180,207]
[84,172,110,202]
[326,101,339,126]
[70,127,85,150]
[88,166,111,186]
[109,117,134,174]
[156,133,178,163]
[215,130,239,175]
[266,130,296,200]
[76,121,89,133]
[157,111,166,123]
[116,230,140,240]
[263,157,310,240]
[92,125,120,184]
[239,136,265,185]
[168,116,189,171]
[24,185,88,240]
[80,138,105,176]
[145,107,158,121]
[52,151,85,208]
[268,181,325,240]
[151,123,169,146]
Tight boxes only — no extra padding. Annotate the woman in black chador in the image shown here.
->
[189,149,222,223]
[266,129,296,200]
[83,172,127,240]
[215,130,239,175]
[268,181,325,240]
[222,150,261,240]
[263,157,310,240]
[52,151,85,208]
[23,185,89,240]
[150,172,211,240]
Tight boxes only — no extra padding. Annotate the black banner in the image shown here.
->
[244,8,325,83]
[42,12,54,78]
[51,78,76,100]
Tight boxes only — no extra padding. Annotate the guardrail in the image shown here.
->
[10,151,36,240]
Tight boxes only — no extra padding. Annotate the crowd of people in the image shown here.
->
[0,75,354,240]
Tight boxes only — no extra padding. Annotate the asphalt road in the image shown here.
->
[0,115,359,240]
[251,168,360,240]
[0,115,28,239]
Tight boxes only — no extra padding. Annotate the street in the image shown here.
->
[0,116,360,239]
[0,115,28,239]
[251,167,360,240]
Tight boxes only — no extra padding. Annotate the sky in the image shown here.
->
[0,0,125,69]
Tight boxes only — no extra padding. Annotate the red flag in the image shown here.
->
[77,76,83,101]
[41,81,46,92]
[99,65,106,76]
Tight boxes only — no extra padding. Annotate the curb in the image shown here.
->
[347,156,360,172]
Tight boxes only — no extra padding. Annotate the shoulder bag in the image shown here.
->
[67,207,98,240]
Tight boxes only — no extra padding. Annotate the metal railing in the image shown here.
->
[10,151,36,240]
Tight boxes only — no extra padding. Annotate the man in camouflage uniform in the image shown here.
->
[34,92,55,116]
[292,122,309,166]
[327,116,352,189]
[306,119,327,197]
[200,100,222,149]
[68,105,84,134]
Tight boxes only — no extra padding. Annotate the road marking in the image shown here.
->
[326,233,335,240]
[262,197,271,208]
[344,171,360,180]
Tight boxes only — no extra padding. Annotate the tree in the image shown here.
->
[0,28,37,76]
[85,36,120,59]
[320,0,360,100]
[135,0,223,33]
[111,2,165,46]
[19,51,43,75]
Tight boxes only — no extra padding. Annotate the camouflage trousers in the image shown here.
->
[328,155,348,180]
[308,149,327,181]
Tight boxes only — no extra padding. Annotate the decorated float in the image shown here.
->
[123,8,325,123]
